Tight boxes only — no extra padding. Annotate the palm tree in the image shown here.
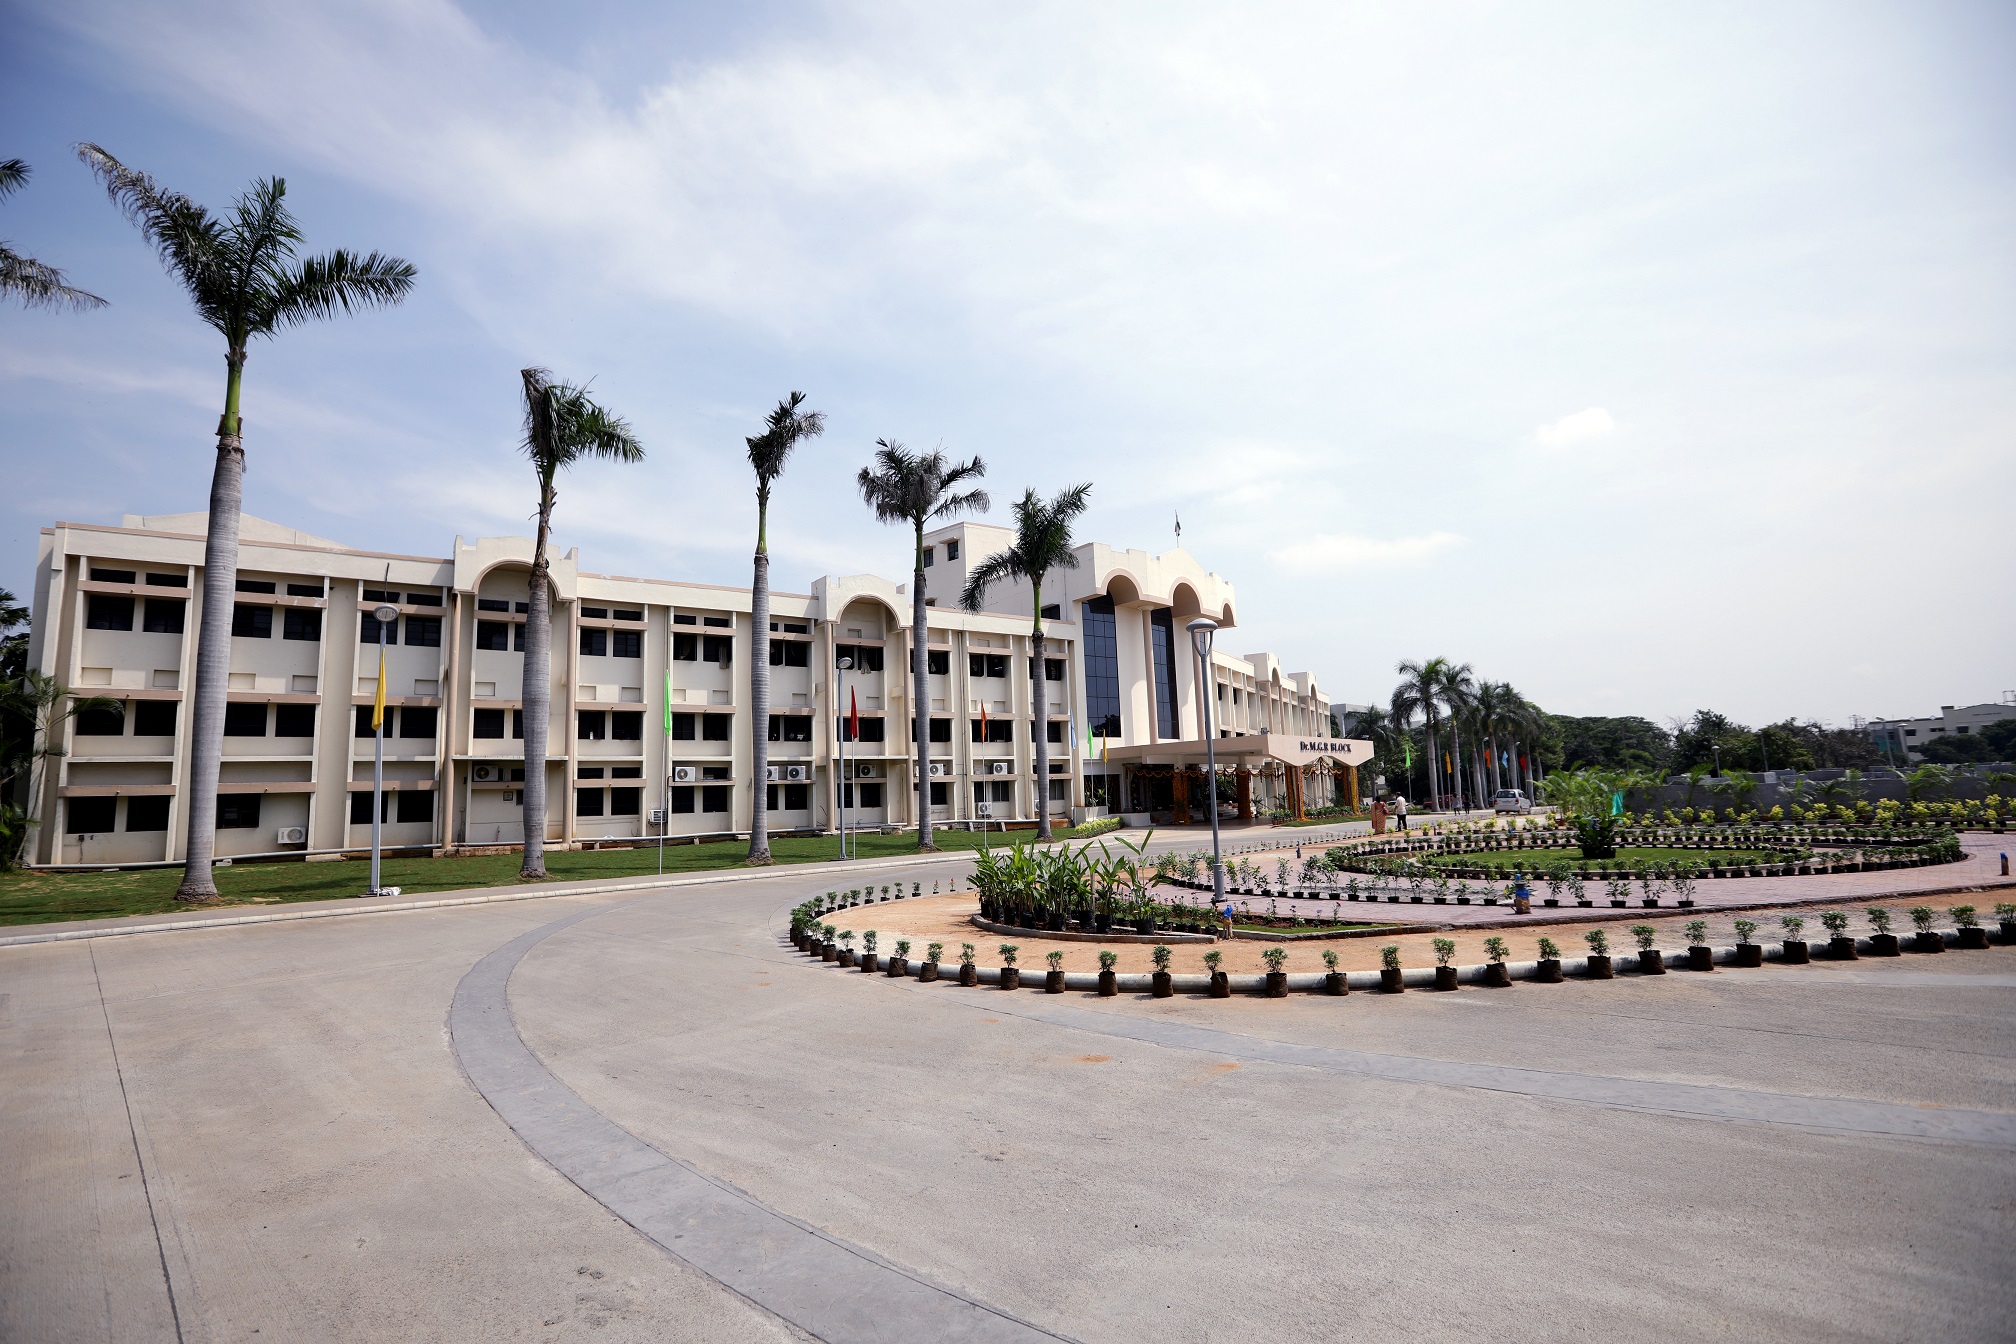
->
[1,159,106,311]
[2,672,119,866]
[960,484,1091,842]
[1390,657,1449,809]
[517,368,643,879]
[78,144,415,901]
[745,392,825,865]
[856,440,989,851]
[1435,661,1477,810]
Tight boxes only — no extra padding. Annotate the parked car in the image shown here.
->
[1493,789,1533,814]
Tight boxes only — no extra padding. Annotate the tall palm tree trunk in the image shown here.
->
[1029,577,1051,842]
[521,494,554,879]
[175,352,247,901]
[911,525,933,850]
[748,503,772,863]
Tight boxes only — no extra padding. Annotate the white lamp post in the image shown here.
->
[369,602,399,896]
[836,655,852,860]
[1187,617,1226,907]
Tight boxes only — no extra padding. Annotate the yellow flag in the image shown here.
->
[371,648,387,731]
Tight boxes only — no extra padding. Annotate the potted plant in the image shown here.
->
[958,943,979,986]
[998,944,1021,990]
[859,930,880,974]
[920,942,944,982]
[1044,949,1066,993]
[1378,944,1405,993]
[1583,928,1613,979]
[1482,936,1511,987]
[1432,938,1459,991]
[1262,946,1289,997]
[818,923,838,961]
[1535,936,1564,983]
[1322,947,1347,995]
[1151,945,1174,998]
[1732,919,1762,967]
[1683,919,1713,972]
[1997,902,2016,946]
[1203,948,1230,998]
[1098,949,1120,996]
[836,930,857,968]
[1908,906,1943,954]
[1951,905,1988,950]
[1863,908,1898,957]
[1630,925,1664,974]
[889,939,911,977]
[1780,915,1809,964]
[1817,911,1855,961]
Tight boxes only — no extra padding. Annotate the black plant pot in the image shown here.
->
[1826,936,1858,961]
[1734,943,1763,967]
[1585,954,1614,980]
[1482,962,1511,988]
[1535,958,1563,983]
[1380,967,1405,993]
[1782,940,1810,965]
[838,949,856,967]
[1610,900,1626,908]
[1324,972,1348,996]
[1263,971,1288,998]
[1095,915,1113,934]
[920,961,940,982]
[819,942,837,962]
[1868,934,1899,957]
[1047,913,1066,932]
[791,929,805,949]
[1543,899,1559,907]
[887,957,907,978]
[1687,946,1714,972]
[1958,927,1989,950]
[1152,971,1173,998]
[1134,918,1154,935]
[859,953,879,973]
[1044,969,1066,993]
[959,963,978,986]
[1434,966,1459,991]
[1098,970,1119,996]
[1208,971,1231,998]
[1000,967,1020,990]
[1577,900,1593,908]
[1999,920,2016,946]
[1912,931,1945,954]
[1639,949,1665,974]
[1641,898,1659,908]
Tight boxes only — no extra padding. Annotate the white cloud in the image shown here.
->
[1269,531,1465,571]
[1531,407,1618,451]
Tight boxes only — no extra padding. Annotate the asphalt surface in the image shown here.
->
[5,842,2013,1343]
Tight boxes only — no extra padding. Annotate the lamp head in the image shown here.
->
[836,657,854,670]
[1186,616,1218,656]
[372,603,400,624]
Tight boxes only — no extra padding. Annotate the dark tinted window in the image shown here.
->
[837,644,884,671]
[231,604,272,639]
[350,792,383,824]
[274,704,316,737]
[283,607,322,641]
[360,612,396,644]
[766,715,812,742]
[400,706,438,738]
[611,711,643,740]
[702,615,731,628]
[234,578,277,593]
[1046,720,1064,743]
[76,704,125,735]
[610,765,643,779]
[671,713,696,741]
[133,700,176,735]
[702,714,731,742]
[406,592,441,606]
[396,790,434,823]
[90,568,136,584]
[286,582,323,597]
[355,705,383,737]
[404,615,441,648]
[702,635,733,663]
[216,794,261,828]
[610,787,641,816]
[67,796,117,832]
[223,703,267,736]
[701,785,730,812]
[673,613,697,626]
[579,628,608,657]
[671,786,695,813]
[363,588,400,602]
[612,630,641,659]
[477,598,509,612]
[1081,595,1120,739]
[971,718,1014,742]
[839,716,886,743]
[126,796,170,831]
[87,595,134,630]
[673,633,698,661]
[473,708,505,739]
[579,606,608,619]
[1045,659,1065,682]
[146,573,187,587]
[613,609,644,622]
[578,711,607,740]
[476,621,510,651]
[144,598,186,634]
[929,717,951,742]
[768,640,808,666]
[927,650,950,675]
[1149,607,1177,739]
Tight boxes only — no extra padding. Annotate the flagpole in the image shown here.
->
[659,667,670,875]
[368,603,397,896]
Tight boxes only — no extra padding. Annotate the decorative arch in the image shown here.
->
[1217,602,1237,628]
[471,559,559,603]
[1103,572,1144,607]
[1169,581,1204,620]
[836,594,907,635]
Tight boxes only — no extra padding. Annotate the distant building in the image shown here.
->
[1864,696,2016,763]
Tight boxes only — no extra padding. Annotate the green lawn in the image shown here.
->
[1413,845,1785,870]
[0,824,1114,927]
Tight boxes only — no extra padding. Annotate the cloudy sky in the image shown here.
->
[3,0,2011,728]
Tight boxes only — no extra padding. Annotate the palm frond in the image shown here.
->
[959,483,1089,610]
[0,244,107,310]
[0,159,27,198]
[747,390,825,487]
[75,142,227,317]
[520,366,643,475]
[265,249,418,333]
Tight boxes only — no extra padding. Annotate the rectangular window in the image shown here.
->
[768,716,813,742]
[403,615,442,648]
[945,540,959,560]
[76,704,125,735]
[929,781,948,806]
[234,578,276,594]
[1046,720,1064,743]
[476,621,510,651]
[143,598,186,634]
[579,606,608,619]
[837,644,884,672]
[611,630,642,659]
[512,710,524,740]
[1149,607,1177,740]
[857,782,884,808]
[360,612,396,644]
[1044,659,1065,682]
[133,700,176,736]
[363,588,400,603]
[992,781,1012,804]
[355,705,386,738]
[287,582,323,597]
[611,764,642,779]
[350,791,389,824]
[145,572,186,587]
[223,703,268,736]
[929,718,951,742]
[578,710,607,740]
[672,712,696,741]
[702,765,730,781]
[283,607,322,641]
[396,790,434,824]
[90,567,137,584]
[673,632,698,661]
[1049,779,1068,802]
[702,785,730,813]
[473,708,505,739]
[614,609,644,622]
[702,615,731,628]
[922,546,934,567]
[702,635,733,664]
[576,787,605,817]
[579,628,608,657]
[785,783,809,810]
[1040,604,1061,620]
[400,706,438,738]
[216,794,261,828]
[702,714,731,742]
[274,704,316,737]
[673,613,698,626]
[477,598,509,612]
[231,604,273,639]
[406,592,441,607]
[968,653,1008,679]
[579,766,606,779]
[927,649,950,675]
[87,594,134,630]
[1081,595,1120,740]
[67,796,117,832]
[611,711,643,741]
[126,795,171,831]
[970,718,1014,742]
[610,787,641,816]
[671,786,696,813]
[768,640,808,667]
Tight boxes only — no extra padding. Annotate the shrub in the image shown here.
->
[1322,948,1340,971]
[1046,950,1064,970]
[1483,936,1508,963]
[894,938,911,958]
[1684,920,1707,946]
[1152,944,1172,971]
[1203,949,1223,973]
[1098,949,1119,971]
[1995,902,2016,920]
[1909,906,1936,932]
[1380,945,1402,971]
[998,943,1019,965]
[1949,905,1979,928]
[837,930,855,948]
[1584,928,1609,956]
[926,941,944,963]
[1818,911,1847,934]
[1629,924,1657,951]
[1262,946,1288,972]
[1536,935,1562,960]
[863,930,878,952]
[1432,937,1456,967]
[820,923,836,939]
[959,942,976,965]
[1779,915,1804,938]
[1865,908,1892,934]
[1733,919,1758,944]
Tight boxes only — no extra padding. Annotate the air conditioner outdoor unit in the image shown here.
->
[473,764,495,782]
[784,765,809,782]
[855,763,879,779]
[673,766,699,783]
[928,762,949,777]
[765,765,781,782]
[989,760,1012,776]
[275,826,306,844]
[647,808,667,825]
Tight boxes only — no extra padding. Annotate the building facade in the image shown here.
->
[20,512,1334,866]
[1864,697,2016,764]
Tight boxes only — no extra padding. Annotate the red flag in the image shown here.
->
[848,686,859,742]
[979,701,988,739]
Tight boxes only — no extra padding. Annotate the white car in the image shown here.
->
[1492,789,1533,814]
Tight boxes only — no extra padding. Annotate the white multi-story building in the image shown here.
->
[1864,696,2016,763]
[19,512,1348,866]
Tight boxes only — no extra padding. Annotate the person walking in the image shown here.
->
[1395,794,1409,831]
[1371,797,1388,835]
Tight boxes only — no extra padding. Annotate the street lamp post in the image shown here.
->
[368,602,399,896]
[836,655,852,860]
[1187,617,1226,909]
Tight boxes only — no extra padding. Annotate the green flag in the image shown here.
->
[663,668,673,736]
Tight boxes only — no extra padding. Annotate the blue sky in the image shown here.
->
[3,0,2011,728]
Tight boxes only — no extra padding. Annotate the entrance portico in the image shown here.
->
[1100,733,1373,823]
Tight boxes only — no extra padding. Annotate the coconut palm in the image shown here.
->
[856,440,989,851]
[1390,658,1450,809]
[78,144,415,901]
[1,672,119,866]
[745,392,825,865]
[960,484,1092,842]
[516,368,643,879]
[1,159,105,311]
[1435,661,1476,810]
